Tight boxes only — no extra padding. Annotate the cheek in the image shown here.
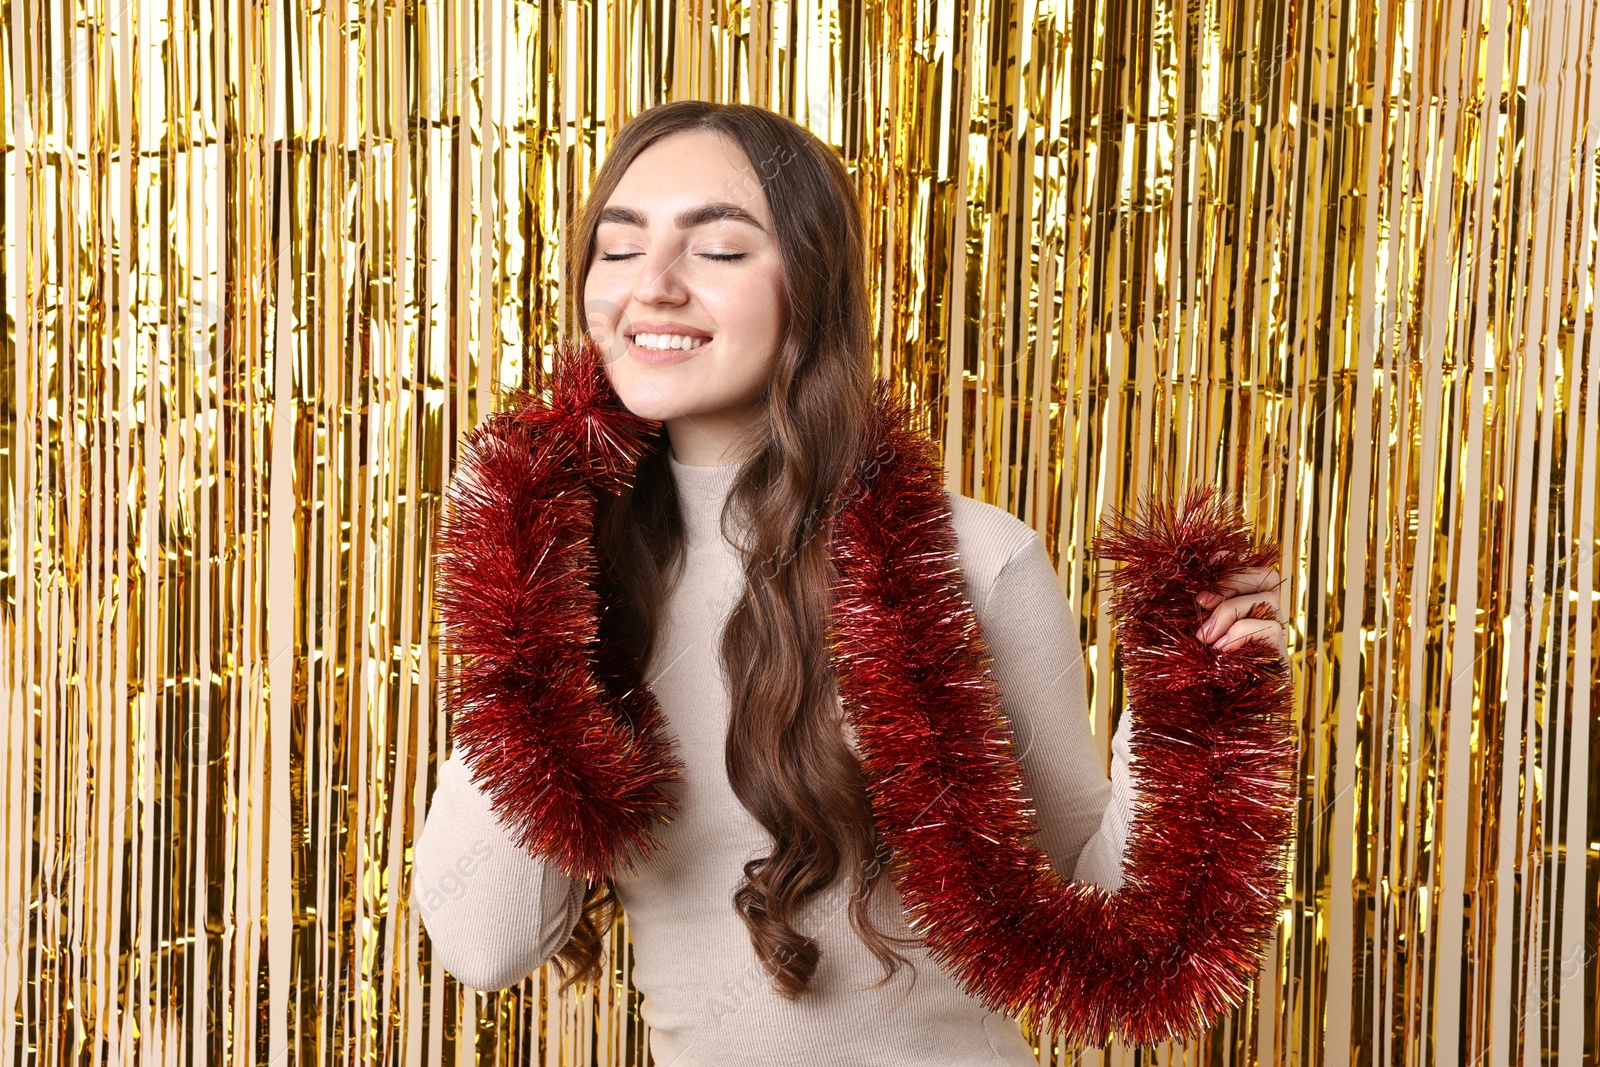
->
[583,272,626,335]
[717,267,788,343]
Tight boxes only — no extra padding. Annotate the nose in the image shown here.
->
[630,243,690,305]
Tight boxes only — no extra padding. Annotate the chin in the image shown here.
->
[604,359,767,427]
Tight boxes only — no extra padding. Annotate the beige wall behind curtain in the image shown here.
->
[2,0,1596,1063]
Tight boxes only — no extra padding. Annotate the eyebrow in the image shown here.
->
[597,201,767,233]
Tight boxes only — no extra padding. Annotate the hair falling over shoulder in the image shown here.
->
[547,100,925,1000]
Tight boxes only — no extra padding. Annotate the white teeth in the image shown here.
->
[633,332,708,351]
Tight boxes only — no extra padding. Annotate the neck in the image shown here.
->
[664,408,765,466]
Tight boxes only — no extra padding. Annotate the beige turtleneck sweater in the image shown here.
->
[412,451,1139,1066]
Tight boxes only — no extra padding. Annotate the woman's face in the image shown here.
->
[584,129,789,465]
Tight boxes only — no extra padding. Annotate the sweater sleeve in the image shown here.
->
[411,751,587,990]
[972,530,1138,892]
[1071,707,1137,891]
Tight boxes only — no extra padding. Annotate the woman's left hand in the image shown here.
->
[1195,567,1288,663]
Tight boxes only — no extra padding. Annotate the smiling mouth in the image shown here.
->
[628,332,711,352]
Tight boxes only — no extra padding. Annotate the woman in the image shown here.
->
[411,100,1287,1066]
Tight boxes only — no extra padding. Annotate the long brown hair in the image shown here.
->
[547,100,922,999]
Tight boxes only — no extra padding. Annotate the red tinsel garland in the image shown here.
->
[432,338,1298,1047]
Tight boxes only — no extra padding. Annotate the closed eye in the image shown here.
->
[599,252,747,262]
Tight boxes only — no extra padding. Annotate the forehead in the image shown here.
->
[602,129,773,229]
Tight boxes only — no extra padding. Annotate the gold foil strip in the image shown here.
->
[1,0,1595,1063]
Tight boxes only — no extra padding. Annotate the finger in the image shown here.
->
[1197,590,1280,642]
[1216,618,1285,654]
[1197,567,1282,607]
[1197,590,1280,639]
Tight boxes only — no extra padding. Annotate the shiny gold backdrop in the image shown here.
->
[1,0,1596,1062]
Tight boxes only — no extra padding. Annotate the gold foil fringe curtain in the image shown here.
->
[1,0,1596,1063]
